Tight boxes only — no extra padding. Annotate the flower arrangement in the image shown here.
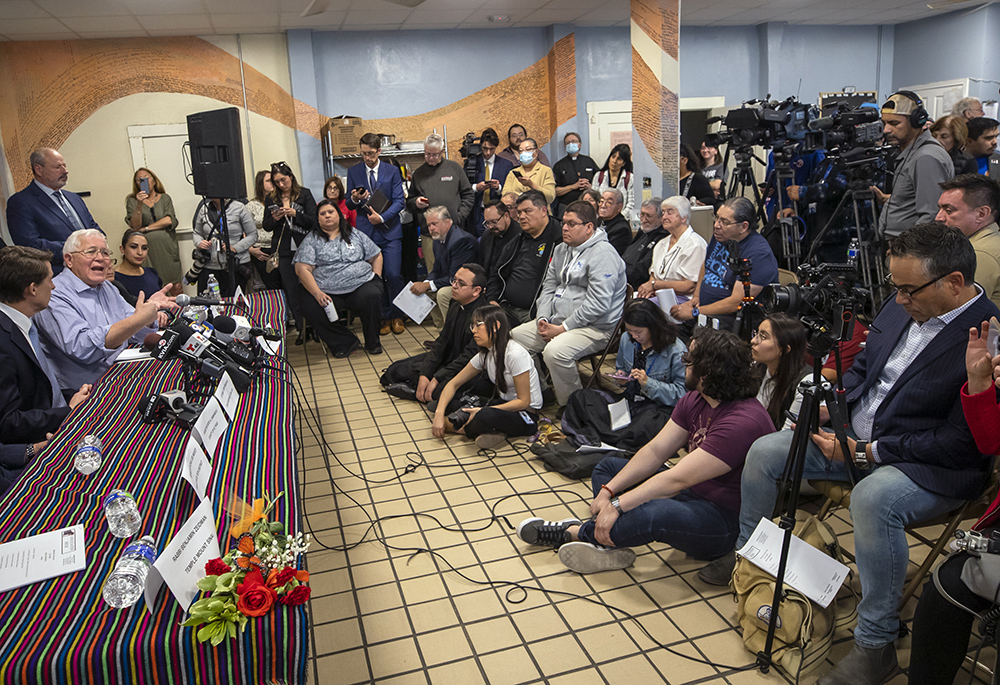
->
[183,493,311,645]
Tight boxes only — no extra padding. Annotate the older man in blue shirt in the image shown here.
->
[34,229,174,390]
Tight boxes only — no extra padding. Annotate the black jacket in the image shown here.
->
[600,213,633,256]
[487,217,561,311]
[262,188,318,257]
[622,227,669,288]
[420,292,489,383]
[429,226,480,289]
[0,311,69,444]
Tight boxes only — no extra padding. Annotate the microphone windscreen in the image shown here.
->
[213,315,237,335]
[175,293,191,307]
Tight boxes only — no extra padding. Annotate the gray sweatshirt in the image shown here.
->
[536,229,627,331]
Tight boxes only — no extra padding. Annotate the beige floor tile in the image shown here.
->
[598,653,664,682]
[309,590,359,623]
[426,657,487,684]
[545,668,607,685]
[368,636,423,680]
[465,615,523,654]
[378,670,430,685]
[477,645,542,685]
[416,625,474,666]
[408,597,460,634]
[315,648,370,684]
[313,616,364,654]
[510,604,570,643]
[526,634,592,674]
[361,606,414,644]
[355,582,403,614]
[451,588,506,623]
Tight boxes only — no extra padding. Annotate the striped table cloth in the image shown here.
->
[0,291,307,684]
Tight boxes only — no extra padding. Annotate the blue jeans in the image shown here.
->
[576,457,740,561]
[738,429,963,647]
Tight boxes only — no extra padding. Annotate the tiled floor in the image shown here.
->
[288,321,995,684]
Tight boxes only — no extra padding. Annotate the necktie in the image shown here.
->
[484,160,492,204]
[52,190,84,231]
[369,169,376,193]
[28,324,67,408]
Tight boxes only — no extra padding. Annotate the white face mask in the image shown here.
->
[519,151,535,165]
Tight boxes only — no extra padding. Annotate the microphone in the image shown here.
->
[176,293,224,307]
[808,116,835,131]
[214,315,282,342]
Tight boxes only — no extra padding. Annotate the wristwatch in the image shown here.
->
[24,443,35,463]
[853,440,869,468]
[610,497,624,516]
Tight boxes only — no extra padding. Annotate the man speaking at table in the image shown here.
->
[34,229,175,391]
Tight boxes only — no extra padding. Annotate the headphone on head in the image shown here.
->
[890,90,929,128]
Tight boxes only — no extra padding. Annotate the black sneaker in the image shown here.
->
[516,517,581,548]
[385,383,417,400]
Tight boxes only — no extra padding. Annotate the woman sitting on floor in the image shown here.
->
[431,304,543,450]
[752,313,809,430]
[560,298,686,455]
[294,199,384,358]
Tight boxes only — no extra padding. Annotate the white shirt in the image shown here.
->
[852,287,982,461]
[649,226,708,303]
[470,340,543,408]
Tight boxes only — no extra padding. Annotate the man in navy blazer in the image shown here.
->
[6,148,101,274]
[346,133,407,335]
[0,246,90,489]
[468,128,515,237]
[725,222,999,683]
[409,206,479,329]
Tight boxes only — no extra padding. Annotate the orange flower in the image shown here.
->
[229,497,266,539]
[267,567,309,590]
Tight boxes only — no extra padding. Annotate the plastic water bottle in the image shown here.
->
[847,238,860,266]
[102,535,156,609]
[206,274,221,300]
[104,490,141,538]
[74,435,103,475]
[323,300,338,322]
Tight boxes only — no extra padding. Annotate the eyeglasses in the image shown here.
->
[361,150,379,158]
[883,272,948,298]
[713,217,740,227]
[483,218,504,228]
[451,276,472,288]
[270,161,292,174]
[71,247,112,259]
[469,321,485,332]
[562,219,586,228]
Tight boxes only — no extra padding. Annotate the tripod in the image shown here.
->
[757,318,860,673]
[732,260,767,343]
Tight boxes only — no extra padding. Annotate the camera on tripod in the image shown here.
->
[804,105,883,155]
[459,131,482,185]
[705,96,818,151]
[759,261,867,345]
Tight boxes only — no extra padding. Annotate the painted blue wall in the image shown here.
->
[679,26,760,104]
[778,26,883,102]
[893,9,992,98]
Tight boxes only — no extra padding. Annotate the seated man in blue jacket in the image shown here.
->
[409,206,479,329]
[717,222,999,684]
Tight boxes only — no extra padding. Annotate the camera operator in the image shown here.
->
[727,222,998,683]
[874,91,954,238]
[671,197,779,332]
[763,142,825,223]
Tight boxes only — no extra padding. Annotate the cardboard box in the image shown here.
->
[325,116,363,156]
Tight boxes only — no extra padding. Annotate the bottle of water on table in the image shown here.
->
[103,490,141,538]
[103,535,157,609]
[75,435,103,475]
[206,274,221,300]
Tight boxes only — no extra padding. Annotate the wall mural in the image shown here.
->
[631,0,680,185]
[0,33,577,195]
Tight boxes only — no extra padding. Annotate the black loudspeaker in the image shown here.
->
[186,107,247,199]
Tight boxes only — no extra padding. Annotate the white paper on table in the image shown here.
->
[144,566,165,614]
[392,282,436,325]
[654,289,681,324]
[152,498,221,611]
[180,438,213,500]
[576,442,627,453]
[0,525,86,592]
[192,397,229,459]
[213,371,239,421]
[115,348,154,363]
[608,398,632,431]
[737,518,850,608]
[256,336,282,356]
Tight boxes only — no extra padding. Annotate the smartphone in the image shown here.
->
[605,371,631,381]
[512,170,523,180]
[989,317,1000,357]
[139,178,150,194]
[353,187,367,195]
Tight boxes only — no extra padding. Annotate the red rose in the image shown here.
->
[274,567,296,587]
[237,569,276,617]
[205,558,230,576]
[279,585,311,606]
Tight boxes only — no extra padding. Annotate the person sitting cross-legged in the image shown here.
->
[516,327,773,574]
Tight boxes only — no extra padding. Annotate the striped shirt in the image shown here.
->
[852,287,982,462]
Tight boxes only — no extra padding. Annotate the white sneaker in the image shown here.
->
[558,541,636,574]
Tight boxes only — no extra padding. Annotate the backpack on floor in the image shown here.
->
[731,515,858,681]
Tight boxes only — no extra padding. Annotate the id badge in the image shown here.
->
[555,286,566,299]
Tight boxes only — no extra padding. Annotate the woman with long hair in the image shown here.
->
[594,143,635,216]
[114,229,162,299]
[263,161,317,340]
[294,198,384,357]
[700,140,727,198]
[432,304,543,450]
[559,298,687,460]
[323,175,357,228]
[124,167,181,294]
[752,313,808,430]
[930,115,978,175]
[247,169,282,290]
[678,143,715,206]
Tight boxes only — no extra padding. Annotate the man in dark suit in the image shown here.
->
[468,128,514,237]
[409,206,479,329]
[717,222,999,684]
[0,246,90,489]
[346,132,407,335]
[6,148,102,274]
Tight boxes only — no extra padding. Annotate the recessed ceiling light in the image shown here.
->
[487,14,511,23]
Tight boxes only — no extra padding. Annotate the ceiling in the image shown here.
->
[0,0,951,40]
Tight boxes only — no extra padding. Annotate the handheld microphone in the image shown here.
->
[176,293,224,307]
[214,315,282,342]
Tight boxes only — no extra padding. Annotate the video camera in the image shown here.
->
[705,96,818,151]
[804,104,883,155]
[458,131,482,185]
[758,261,867,349]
